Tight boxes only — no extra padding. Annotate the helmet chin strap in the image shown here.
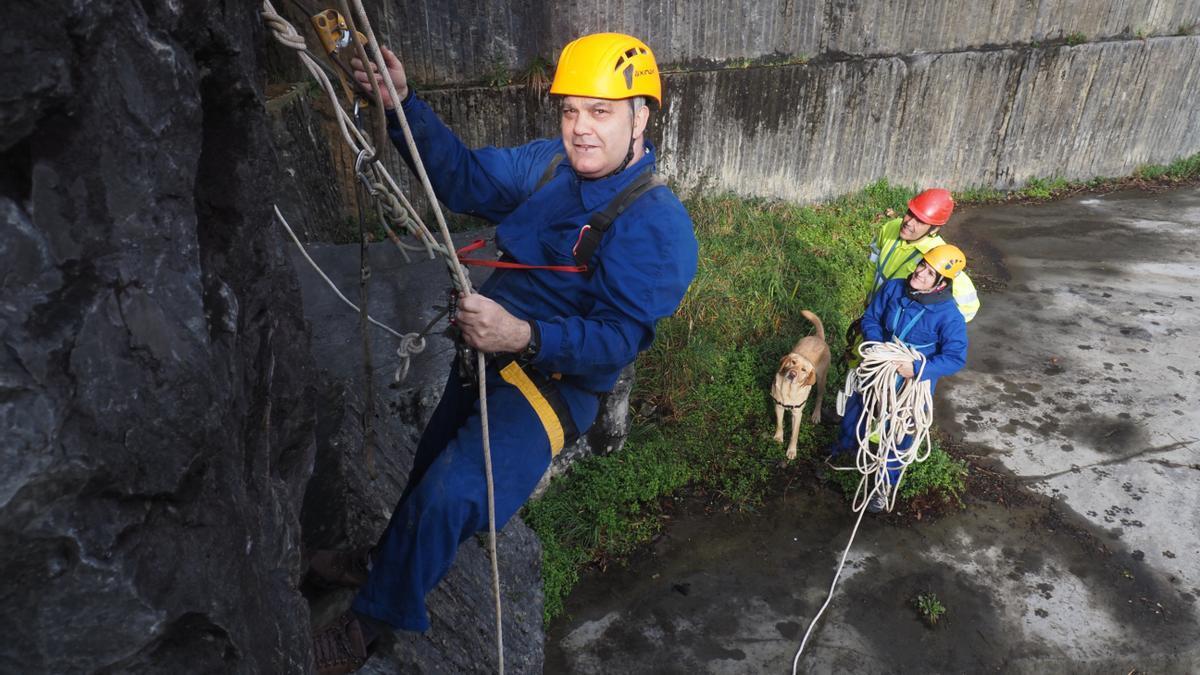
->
[583,132,635,181]
[585,101,642,181]
[609,134,637,177]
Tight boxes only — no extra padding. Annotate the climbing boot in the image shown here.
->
[307,548,371,589]
[312,611,369,674]
[866,491,888,514]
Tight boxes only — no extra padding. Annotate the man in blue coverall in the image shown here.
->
[831,245,969,514]
[310,33,698,673]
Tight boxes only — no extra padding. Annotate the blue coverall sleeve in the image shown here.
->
[531,190,699,376]
[917,312,968,382]
[861,279,896,343]
[386,96,560,222]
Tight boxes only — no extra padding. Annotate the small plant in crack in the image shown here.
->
[915,592,947,627]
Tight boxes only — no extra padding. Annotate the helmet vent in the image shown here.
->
[614,55,625,71]
[622,63,634,88]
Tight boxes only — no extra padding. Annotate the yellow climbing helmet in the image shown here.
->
[550,32,662,106]
[923,244,967,279]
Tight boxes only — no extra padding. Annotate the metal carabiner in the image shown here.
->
[354,147,378,194]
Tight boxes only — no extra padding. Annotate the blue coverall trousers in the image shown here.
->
[352,360,599,631]
[832,391,914,486]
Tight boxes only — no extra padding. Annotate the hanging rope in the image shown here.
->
[352,147,379,474]
[273,205,426,382]
[792,339,934,673]
[261,0,442,261]
[262,3,506,670]
[340,3,504,667]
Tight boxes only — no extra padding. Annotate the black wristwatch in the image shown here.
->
[521,320,541,361]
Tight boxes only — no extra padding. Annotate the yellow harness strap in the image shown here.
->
[499,361,566,455]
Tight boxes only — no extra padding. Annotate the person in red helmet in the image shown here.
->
[843,188,979,368]
[866,188,979,319]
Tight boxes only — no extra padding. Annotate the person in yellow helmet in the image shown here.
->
[309,34,697,672]
[833,244,970,512]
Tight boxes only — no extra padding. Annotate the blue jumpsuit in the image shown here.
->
[352,93,698,631]
[833,278,968,485]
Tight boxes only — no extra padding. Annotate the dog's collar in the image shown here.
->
[771,394,807,409]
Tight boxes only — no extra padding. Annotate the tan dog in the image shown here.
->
[771,309,831,459]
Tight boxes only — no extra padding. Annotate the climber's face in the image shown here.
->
[909,261,940,291]
[560,96,649,179]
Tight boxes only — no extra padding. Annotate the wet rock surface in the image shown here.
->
[2,1,316,672]
[546,187,1200,672]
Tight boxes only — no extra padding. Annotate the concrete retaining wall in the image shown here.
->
[267,3,1200,228]
[371,0,1200,85]
[657,36,1200,200]
[410,36,1200,203]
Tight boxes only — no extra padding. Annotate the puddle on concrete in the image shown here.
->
[545,482,1197,672]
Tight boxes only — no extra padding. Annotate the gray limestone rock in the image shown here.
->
[2,1,613,673]
[1,1,316,672]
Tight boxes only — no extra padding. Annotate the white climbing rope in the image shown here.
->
[263,4,507,671]
[844,340,934,512]
[336,3,504,669]
[274,205,426,382]
[261,0,442,261]
[792,339,934,673]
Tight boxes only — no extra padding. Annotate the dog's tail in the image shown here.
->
[801,309,825,342]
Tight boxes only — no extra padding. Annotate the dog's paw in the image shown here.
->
[786,447,798,460]
[772,431,784,443]
[810,412,822,424]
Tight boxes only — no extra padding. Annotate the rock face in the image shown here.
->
[1,1,636,671]
[290,237,541,672]
[1,1,317,672]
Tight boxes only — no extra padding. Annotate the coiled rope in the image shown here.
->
[791,339,933,673]
[262,3,506,671]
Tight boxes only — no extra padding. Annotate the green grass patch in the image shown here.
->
[1135,153,1200,181]
[1018,176,1071,199]
[952,185,1008,204]
[955,152,1200,205]
[914,591,947,626]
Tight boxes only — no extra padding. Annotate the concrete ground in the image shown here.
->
[545,186,1200,673]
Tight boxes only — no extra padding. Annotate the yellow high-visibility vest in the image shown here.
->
[867,218,980,322]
